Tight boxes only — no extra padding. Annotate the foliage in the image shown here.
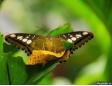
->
[0,24,73,85]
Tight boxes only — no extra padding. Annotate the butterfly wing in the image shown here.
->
[5,31,94,56]
[5,33,42,56]
[58,31,94,54]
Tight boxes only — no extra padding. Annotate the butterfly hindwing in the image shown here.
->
[5,33,41,56]
[58,31,94,54]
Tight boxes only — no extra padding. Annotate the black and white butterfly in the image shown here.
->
[5,31,94,64]
[5,31,93,55]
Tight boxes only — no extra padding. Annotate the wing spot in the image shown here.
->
[67,39,72,43]
[17,36,23,40]
[83,32,88,35]
[70,35,73,37]
[63,35,66,38]
[32,35,36,39]
[10,34,16,38]
[26,36,29,38]
[76,34,82,38]
[27,40,32,44]
[23,38,28,42]
[71,37,76,41]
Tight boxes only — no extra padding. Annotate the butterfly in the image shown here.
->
[5,31,94,65]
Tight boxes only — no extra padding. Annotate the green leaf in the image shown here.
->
[3,43,18,53]
[0,34,28,85]
[104,45,112,81]
[0,33,9,85]
[7,56,27,85]
[38,74,53,85]
[0,56,9,85]
[63,41,73,51]
[46,24,73,37]
[25,61,58,85]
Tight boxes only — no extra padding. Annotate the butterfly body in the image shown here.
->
[27,37,67,65]
[30,37,65,53]
[5,31,94,65]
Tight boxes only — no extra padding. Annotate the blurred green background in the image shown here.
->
[0,0,112,85]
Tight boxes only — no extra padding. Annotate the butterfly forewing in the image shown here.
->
[5,33,41,56]
[58,31,94,54]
